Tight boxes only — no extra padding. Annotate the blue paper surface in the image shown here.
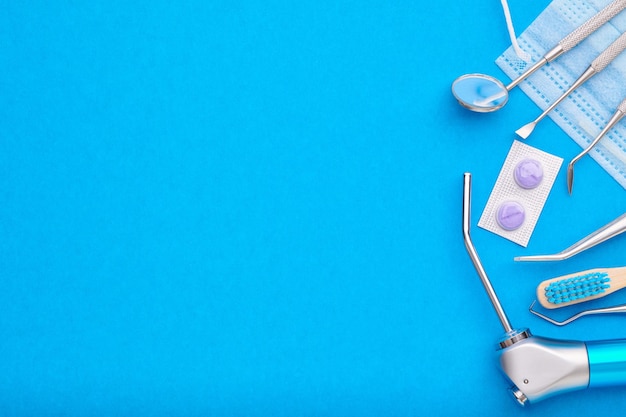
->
[2,0,626,415]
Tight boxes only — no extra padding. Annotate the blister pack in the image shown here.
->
[478,141,563,247]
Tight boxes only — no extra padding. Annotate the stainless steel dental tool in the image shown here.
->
[514,212,626,262]
[463,172,626,405]
[529,301,626,326]
[567,97,626,194]
[451,0,626,113]
[516,31,626,139]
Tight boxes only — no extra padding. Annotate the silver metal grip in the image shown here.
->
[591,31,626,71]
[618,97,626,113]
[559,0,626,52]
[498,336,589,404]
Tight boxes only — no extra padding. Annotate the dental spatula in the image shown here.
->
[516,31,626,139]
[567,97,626,194]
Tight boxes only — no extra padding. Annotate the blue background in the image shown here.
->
[2,0,626,415]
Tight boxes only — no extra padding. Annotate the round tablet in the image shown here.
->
[496,201,525,231]
[514,158,543,189]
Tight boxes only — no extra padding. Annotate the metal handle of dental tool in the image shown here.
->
[451,0,626,113]
[462,173,626,405]
[568,97,626,194]
[515,212,626,262]
[559,0,626,51]
[529,300,626,326]
[508,0,626,90]
[516,31,626,139]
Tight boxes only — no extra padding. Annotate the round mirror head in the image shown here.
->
[452,74,508,112]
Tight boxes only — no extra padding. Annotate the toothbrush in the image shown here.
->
[536,267,626,309]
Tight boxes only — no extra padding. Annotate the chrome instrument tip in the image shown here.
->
[566,162,575,195]
[514,254,563,262]
[515,121,535,139]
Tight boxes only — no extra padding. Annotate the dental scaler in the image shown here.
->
[462,173,626,406]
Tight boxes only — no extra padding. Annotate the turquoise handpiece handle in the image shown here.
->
[587,339,626,387]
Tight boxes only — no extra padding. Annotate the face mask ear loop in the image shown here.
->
[501,0,532,62]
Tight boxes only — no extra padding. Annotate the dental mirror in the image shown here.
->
[452,74,509,112]
[451,0,626,112]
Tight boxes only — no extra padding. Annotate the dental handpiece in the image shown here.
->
[462,173,626,406]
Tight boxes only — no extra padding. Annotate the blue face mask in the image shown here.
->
[496,0,626,189]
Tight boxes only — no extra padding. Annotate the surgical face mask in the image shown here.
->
[496,0,626,189]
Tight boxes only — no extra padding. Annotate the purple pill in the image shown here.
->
[514,158,543,189]
[496,201,525,231]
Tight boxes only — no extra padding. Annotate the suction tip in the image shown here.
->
[515,121,536,139]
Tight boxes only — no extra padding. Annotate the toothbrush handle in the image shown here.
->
[559,0,626,52]
[587,339,626,387]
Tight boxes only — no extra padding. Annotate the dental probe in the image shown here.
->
[463,173,626,406]
[516,31,626,139]
[567,97,626,194]
[529,301,626,326]
[451,0,626,112]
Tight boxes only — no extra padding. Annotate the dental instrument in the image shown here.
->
[451,0,626,113]
[515,31,626,139]
[567,97,626,194]
[515,212,626,262]
[536,267,626,309]
[463,172,626,405]
[529,301,626,326]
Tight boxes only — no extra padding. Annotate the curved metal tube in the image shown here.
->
[463,173,513,333]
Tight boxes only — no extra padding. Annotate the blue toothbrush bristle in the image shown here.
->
[545,272,610,305]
